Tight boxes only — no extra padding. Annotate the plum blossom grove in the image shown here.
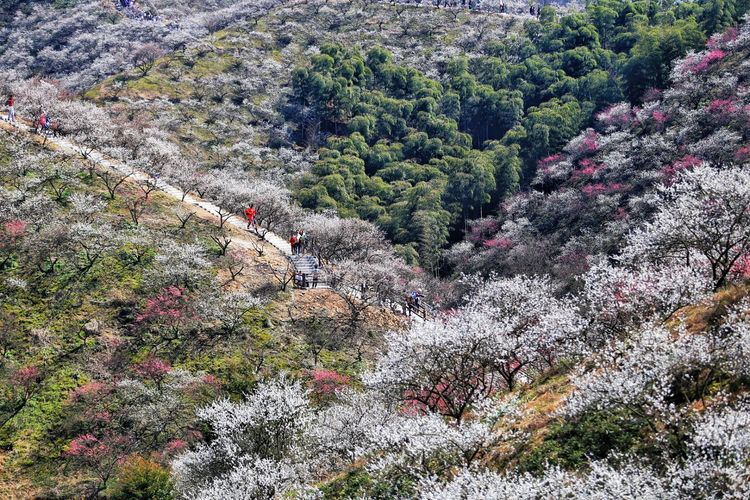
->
[162,19,750,498]
[2,1,750,499]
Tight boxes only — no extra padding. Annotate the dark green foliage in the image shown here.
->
[320,468,415,500]
[290,45,520,269]
[518,410,652,473]
[289,0,744,265]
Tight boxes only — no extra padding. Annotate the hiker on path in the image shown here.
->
[37,111,47,134]
[290,232,298,255]
[298,229,306,255]
[411,289,424,309]
[294,230,302,254]
[5,95,15,124]
[244,204,256,230]
[312,264,319,288]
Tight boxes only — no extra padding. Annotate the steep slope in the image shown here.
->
[0,120,403,496]
[454,20,750,285]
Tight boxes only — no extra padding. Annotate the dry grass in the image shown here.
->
[0,454,40,500]
[670,282,750,334]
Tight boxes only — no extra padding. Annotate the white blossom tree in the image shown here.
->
[623,165,750,291]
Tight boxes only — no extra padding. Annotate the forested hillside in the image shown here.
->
[1,0,750,498]
[60,0,748,270]
[287,0,747,269]
[453,18,750,285]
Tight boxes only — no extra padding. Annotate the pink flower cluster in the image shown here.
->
[202,374,222,389]
[690,50,727,73]
[163,439,188,455]
[662,155,702,182]
[730,253,750,280]
[483,237,513,250]
[581,130,599,153]
[707,99,738,117]
[70,381,108,401]
[735,145,750,164]
[707,27,738,50]
[538,153,563,169]
[136,286,193,323]
[66,434,110,459]
[133,356,172,381]
[573,159,602,178]
[652,110,668,125]
[307,369,351,396]
[93,411,112,423]
[581,183,623,196]
[11,365,40,388]
[1,220,27,248]
[595,105,633,129]
[4,219,26,238]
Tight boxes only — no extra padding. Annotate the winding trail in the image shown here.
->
[0,118,293,257]
[1,117,430,319]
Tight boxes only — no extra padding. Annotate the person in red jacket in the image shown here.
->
[244,204,256,230]
[290,233,298,255]
[37,111,47,134]
[5,95,15,124]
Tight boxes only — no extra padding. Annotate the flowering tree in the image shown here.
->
[146,240,212,290]
[65,366,217,495]
[136,286,203,343]
[327,257,403,337]
[247,181,298,240]
[301,213,389,265]
[368,275,583,421]
[0,365,43,429]
[623,165,750,291]
[132,43,166,77]
[581,259,712,345]
[172,376,312,498]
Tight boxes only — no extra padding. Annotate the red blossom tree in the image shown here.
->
[306,369,351,403]
[132,356,172,387]
[136,286,201,342]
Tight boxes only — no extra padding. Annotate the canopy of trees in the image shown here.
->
[288,0,749,268]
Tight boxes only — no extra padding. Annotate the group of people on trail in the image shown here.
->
[116,0,157,20]
[290,230,307,255]
[406,289,425,317]
[35,110,52,134]
[295,264,321,289]
[3,95,60,135]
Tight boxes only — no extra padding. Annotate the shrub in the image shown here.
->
[109,456,174,500]
[518,410,650,473]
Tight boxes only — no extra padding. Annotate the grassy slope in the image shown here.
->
[0,123,402,495]
[86,0,523,159]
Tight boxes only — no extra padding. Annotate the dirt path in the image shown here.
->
[0,118,293,263]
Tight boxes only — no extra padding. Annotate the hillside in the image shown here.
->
[80,0,737,272]
[0,119,405,497]
[1,0,750,499]
[453,18,750,286]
